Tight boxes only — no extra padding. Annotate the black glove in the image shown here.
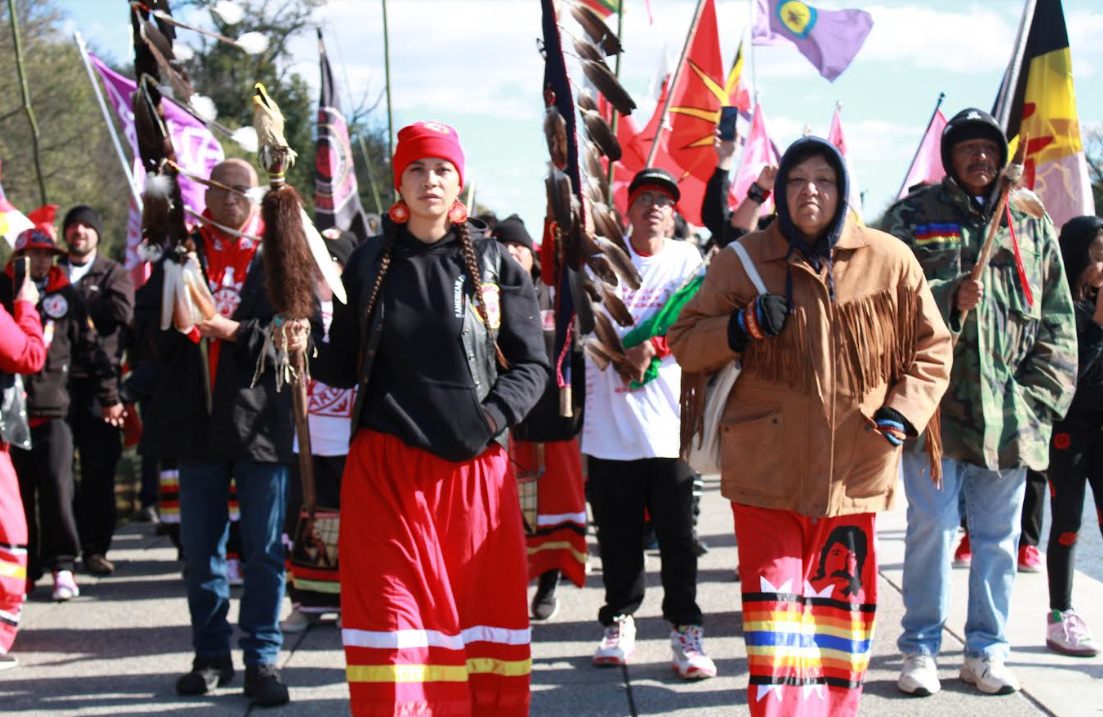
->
[727,293,789,352]
[872,406,915,446]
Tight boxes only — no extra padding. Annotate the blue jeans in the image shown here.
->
[897,454,1027,659]
[179,460,288,665]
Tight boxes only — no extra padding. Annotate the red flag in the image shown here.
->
[730,102,781,214]
[897,109,947,199]
[827,105,863,223]
[580,0,619,17]
[667,0,726,187]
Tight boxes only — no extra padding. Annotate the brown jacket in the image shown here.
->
[668,221,952,517]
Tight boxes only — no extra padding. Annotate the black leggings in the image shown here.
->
[1045,422,1103,611]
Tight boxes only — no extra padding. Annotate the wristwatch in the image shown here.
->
[747,183,771,204]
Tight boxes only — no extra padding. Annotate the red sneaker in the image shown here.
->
[1018,544,1043,573]
[953,533,972,568]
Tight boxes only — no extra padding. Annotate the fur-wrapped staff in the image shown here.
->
[249,82,345,515]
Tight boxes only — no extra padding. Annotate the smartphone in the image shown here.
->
[12,256,27,292]
[717,106,739,141]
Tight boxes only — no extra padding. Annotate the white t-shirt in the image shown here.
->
[294,300,356,456]
[581,238,703,460]
[67,258,94,285]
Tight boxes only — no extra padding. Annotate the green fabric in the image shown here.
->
[883,177,1077,472]
[622,273,705,389]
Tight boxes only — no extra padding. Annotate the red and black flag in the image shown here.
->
[992,0,1094,227]
[315,29,371,243]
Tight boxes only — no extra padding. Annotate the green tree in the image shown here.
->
[1,0,132,260]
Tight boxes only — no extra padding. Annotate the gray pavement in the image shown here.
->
[2,475,1101,716]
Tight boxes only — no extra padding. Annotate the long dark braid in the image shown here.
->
[362,221,399,324]
[456,221,509,369]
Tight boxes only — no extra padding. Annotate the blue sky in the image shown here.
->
[61,0,1103,232]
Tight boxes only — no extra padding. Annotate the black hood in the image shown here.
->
[1059,215,1103,295]
[773,136,850,254]
[940,108,1008,198]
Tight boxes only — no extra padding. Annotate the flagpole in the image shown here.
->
[993,0,1036,129]
[896,91,945,199]
[381,0,395,199]
[747,1,758,103]
[355,134,384,214]
[74,31,143,210]
[646,0,708,167]
[605,3,625,200]
[8,0,47,205]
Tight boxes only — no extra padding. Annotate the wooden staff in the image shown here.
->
[956,133,1029,338]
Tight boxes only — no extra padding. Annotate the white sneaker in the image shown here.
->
[593,614,635,666]
[226,558,244,587]
[897,653,941,696]
[51,570,79,602]
[1046,609,1101,657]
[0,654,16,671]
[280,609,320,634]
[960,655,1020,695]
[670,625,717,679]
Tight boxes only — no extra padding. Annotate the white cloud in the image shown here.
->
[861,5,1017,73]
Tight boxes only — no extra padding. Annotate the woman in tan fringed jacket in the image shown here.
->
[668,136,952,717]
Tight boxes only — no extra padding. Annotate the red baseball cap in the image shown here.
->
[392,121,465,191]
[14,205,65,256]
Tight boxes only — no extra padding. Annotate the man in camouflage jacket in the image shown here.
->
[883,108,1076,698]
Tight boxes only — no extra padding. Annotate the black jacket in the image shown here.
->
[1062,298,1103,426]
[510,277,584,443]
[60,254,135,405]
[0,267,107,418]
[133,236,293,463]
[702,167,748,251]
[312,222,549,463]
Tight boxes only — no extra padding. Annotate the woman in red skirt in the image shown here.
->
[305,122,548,717]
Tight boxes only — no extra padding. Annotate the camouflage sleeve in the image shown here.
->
[882,199,965,335]
[1017,217,1078,421]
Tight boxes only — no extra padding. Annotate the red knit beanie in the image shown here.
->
[392,121,465,191]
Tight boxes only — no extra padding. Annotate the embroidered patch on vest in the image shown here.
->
[914,223,962,245]
[477,284,502,329]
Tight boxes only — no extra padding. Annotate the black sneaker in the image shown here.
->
[176,654,234,695]
[244,664,290,707]
[531,570,559,621]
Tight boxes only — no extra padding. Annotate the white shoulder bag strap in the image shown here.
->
[728,242,768,296]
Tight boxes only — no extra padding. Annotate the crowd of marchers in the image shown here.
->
[0,106,1100,717]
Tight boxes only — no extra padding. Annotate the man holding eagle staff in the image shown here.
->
[886,108,1077,698]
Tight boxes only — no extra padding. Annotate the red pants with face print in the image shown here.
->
[340,430,531,717]
[733,503,878,717]
[0,446,27,654]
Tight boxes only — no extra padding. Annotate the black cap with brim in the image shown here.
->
[320,227,360,267]
[628,168,680,203]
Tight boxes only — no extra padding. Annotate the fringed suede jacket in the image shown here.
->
[668,220,953,517]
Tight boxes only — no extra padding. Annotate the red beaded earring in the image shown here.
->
[388,200,410,224]
[448,200,468,225]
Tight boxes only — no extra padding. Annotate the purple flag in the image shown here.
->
[88,54,224,277]
[752,0,873,82]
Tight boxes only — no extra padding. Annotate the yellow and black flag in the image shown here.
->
[993,0,1095,227]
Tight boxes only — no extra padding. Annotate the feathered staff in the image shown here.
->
[540,0,643,393]
[250,82,345,514]
[131,0,219,406]
[957,133,1045,337]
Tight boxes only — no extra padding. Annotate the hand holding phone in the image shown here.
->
[14,257,38,306]
[717,106,739,141]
